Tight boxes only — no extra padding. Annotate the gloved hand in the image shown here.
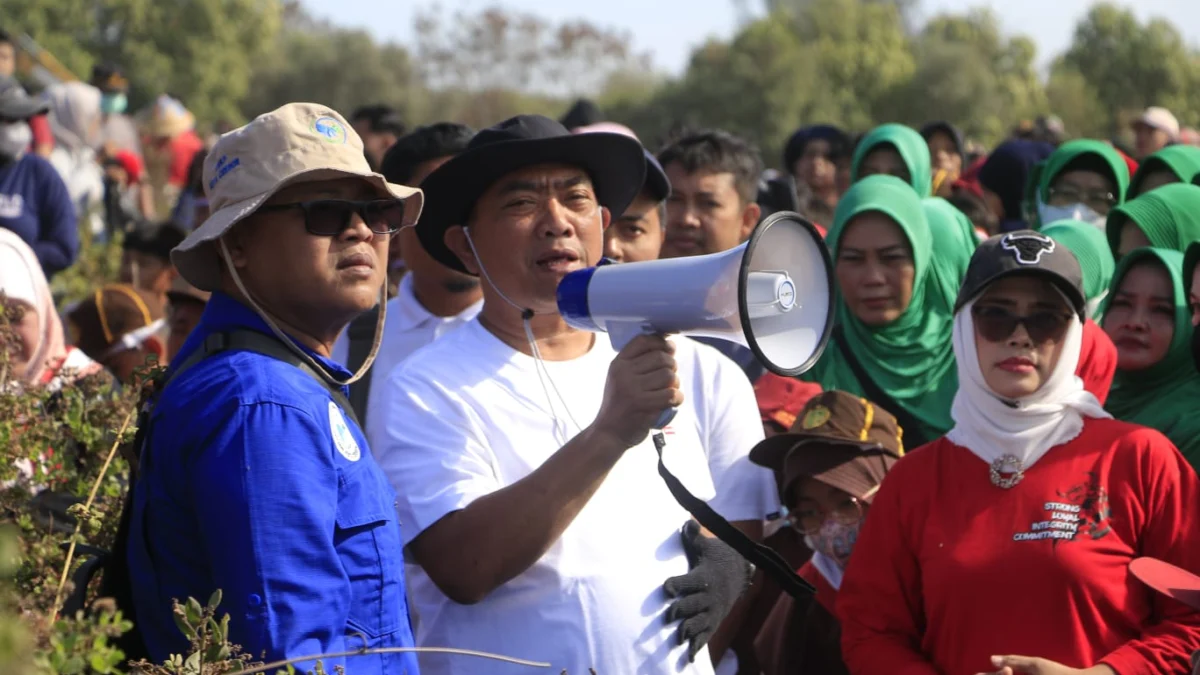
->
[663,520,754,662]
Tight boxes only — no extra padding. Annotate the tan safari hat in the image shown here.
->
[172,102,424,292]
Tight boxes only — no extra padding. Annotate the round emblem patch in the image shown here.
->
[328,401,360,461]
[313,116,348,144]
[802,405,831,430]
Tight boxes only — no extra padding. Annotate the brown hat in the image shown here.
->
[165,275,211,307]
[749,390,904,503]
[67,284,165,361]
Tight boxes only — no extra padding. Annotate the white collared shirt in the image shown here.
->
[333,274,482,437]
[372,319,774,675]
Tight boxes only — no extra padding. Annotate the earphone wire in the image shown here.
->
[464,228,584,444]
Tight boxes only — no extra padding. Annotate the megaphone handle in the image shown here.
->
[653,407,678,430]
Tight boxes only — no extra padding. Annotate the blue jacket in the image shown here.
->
[127,292,418,675]
[0,154,78,277]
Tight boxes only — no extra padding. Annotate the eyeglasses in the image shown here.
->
[1047,186,1118,214]
[972,305,1073,344]
[256,199,408,236]
[786,497,864,535]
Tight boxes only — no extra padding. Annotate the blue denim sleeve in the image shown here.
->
[188,401,351,669]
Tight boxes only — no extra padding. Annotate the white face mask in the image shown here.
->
[0,121,31,160]
[1037,199,1106,230]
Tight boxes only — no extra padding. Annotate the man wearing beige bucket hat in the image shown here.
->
[120,102,423,674]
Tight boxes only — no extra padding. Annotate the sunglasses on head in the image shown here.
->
[972,304,1073,344]
[257,198,407,237]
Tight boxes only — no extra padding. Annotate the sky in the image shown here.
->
[299,0,1200,77]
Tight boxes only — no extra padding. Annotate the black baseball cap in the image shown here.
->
[954,230,1086,318]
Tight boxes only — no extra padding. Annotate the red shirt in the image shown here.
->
[838,418,1200,675]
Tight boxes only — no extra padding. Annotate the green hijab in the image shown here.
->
[922,197,978,281]
[1127,145,1200,199]
[1036,140,1130,226]
[801,175,973,446]
[1041,219,1115,313]
[851,124,932,197]
[1103,248,1200,468]
[1105,183,1200,257]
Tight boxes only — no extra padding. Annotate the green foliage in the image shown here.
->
[49,227,125,313]
[1061,2,1200,135]
[5,0,283,123]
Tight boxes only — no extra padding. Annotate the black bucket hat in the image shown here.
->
[0,76,50,121]
[415,114,647,274]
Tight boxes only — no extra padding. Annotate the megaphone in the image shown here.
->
[557,211,834,425]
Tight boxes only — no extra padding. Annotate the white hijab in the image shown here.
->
[947,297,1110,469]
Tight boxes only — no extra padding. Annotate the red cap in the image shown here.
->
[1129,557,1200,611]
[754,374,822,431]
[109,150,144,183]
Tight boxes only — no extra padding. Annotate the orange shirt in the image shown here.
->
[838,418,1200,675]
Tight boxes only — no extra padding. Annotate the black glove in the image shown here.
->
[663,520,754,662]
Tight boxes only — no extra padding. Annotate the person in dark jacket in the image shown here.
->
[0,76,77,277]
[976,139,1054,233]
[749,390,902,675]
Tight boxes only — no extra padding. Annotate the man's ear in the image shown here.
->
[600,205,612,232]
[443,226,481,276]
[740,201,762,241]
[220,227,250,270]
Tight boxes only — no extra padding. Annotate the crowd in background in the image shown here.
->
[6,24,1200,675]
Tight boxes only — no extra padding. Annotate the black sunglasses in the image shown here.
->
[972,305,1073,344]
[257,199,407,236]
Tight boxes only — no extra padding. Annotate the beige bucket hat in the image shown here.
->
[172,102,424,292]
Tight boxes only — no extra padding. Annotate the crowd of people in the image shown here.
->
[4,34,1200,675]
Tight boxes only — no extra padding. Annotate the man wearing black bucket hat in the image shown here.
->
[373,115,775,675]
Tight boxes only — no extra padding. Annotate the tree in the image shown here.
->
[1044,63,1108,140]
[241,10,419,122]
[789,0,915,131]
[4,0,282,125]
[413,6,652,100]
[899,10,1045,144]
[1061,2,1200,135]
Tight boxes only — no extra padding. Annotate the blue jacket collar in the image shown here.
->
[174,291,353,381]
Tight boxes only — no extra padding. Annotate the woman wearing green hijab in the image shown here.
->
[1126,145,1200,199]
[1106,183,1200,258]
[801,175,974,448]
[1034,140,1130,230]
[1041,219,1116,317]
[1101,248,1200,468]
[851,124,933,197]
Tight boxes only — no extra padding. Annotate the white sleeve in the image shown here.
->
[369,366,501,546]
[697,351,779,523]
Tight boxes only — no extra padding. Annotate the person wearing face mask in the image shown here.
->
[89,63,141,155]
[1034,140,1130,230]
[749,390,901,675]
[839,231,1200,675]
[1105,183,1200,259]
[0,76,78,278]
[801,175,974,449]
[1102,248,1200,469]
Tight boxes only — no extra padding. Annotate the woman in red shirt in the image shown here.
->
[839,230,1200,675]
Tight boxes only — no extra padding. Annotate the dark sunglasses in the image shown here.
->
[972,305,1073,344]
[257,199,407,236]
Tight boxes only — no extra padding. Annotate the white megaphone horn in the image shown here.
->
[556,211,834,427]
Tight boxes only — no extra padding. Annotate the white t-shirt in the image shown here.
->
[333,274,482,436]
[373,319,774,675]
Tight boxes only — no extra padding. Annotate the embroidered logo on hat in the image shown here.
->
[802,405,832,430]
[313,116,348,144]
[1001,232,1056,265]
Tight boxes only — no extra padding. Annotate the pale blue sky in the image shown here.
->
[299,0,1199,77]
